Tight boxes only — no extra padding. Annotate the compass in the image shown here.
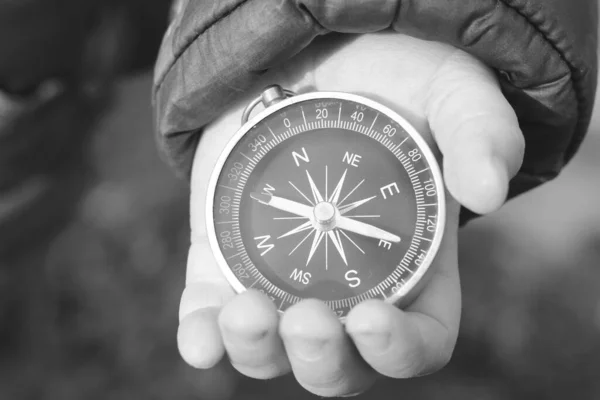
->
[206,85,446,318]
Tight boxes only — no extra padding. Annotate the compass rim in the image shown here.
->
[205,88,446,314]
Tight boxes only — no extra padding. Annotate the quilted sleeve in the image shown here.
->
[152,0,598,224]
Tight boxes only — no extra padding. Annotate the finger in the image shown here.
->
[279,299,377,398]
[425,49,525,214]
[345,301,454,379]
[218,290,291,379]
[177,240,235,369]
[346,197,461,378]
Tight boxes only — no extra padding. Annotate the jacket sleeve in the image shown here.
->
[152,0,598,225]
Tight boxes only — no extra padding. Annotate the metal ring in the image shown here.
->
[241,88,296,125]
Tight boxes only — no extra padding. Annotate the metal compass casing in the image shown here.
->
[206,85,446,319]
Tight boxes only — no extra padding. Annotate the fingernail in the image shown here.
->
[352,331,390,354]
[287,337,327,362]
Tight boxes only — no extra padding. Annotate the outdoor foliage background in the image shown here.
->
[1,68,599,399]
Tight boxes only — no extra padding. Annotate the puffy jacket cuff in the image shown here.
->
[153,0,598,225]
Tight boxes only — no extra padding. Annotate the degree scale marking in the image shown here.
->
[232,111,432,304]
[214,98,441,315]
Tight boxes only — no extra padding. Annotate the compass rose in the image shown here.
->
[208,87,445,316]
[250,167,400,268]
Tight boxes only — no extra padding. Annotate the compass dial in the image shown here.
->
[207,90,445,318]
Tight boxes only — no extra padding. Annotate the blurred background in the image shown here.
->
[1,4,599,400]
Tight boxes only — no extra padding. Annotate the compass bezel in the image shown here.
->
[206,89,446,315]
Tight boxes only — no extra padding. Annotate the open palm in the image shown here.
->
[178,33,524,398]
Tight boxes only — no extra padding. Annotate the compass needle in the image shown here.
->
[250,192,313,218]
[337,216,401,243]
[209,86,445,318]
[250,192,270,205]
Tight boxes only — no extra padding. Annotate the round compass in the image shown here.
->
[207,85,445,318]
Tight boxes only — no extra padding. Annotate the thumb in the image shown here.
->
[176,105,243,368]
[424,50,525,215]
[177,240,235,368]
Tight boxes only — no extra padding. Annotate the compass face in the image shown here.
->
[207,92,445,318]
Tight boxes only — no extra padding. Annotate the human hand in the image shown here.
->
[178,33,524,398]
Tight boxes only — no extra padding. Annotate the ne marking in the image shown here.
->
[301,107,307,126]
